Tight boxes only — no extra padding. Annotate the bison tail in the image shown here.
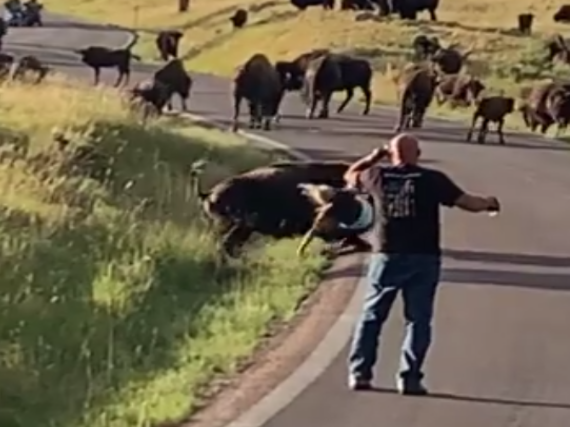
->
[131,54,142,61]
[189,159,209,199]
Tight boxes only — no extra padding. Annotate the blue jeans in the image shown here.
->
[348,253,441,382]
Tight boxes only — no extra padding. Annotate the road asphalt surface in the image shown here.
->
[4,13,570,427]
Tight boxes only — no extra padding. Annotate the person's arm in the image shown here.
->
[434,170,500,213]
[344,147,389,189]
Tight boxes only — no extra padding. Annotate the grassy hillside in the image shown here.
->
[47,0,570,132]
[0,77,326,427]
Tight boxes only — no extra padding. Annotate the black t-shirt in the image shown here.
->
[358,164,465,254]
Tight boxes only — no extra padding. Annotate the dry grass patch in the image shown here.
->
[0,76,326,427]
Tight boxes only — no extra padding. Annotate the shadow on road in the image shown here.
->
[443,249,570,268]
[369,387,570,409]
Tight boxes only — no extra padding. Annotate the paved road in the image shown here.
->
[5,14,570,427]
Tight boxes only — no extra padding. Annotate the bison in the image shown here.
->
[430,44,472,74]
[190,160,371,256]
[232,53,284,131]
[9,55,49,83]
[381,0,440,21]
[517,13,534,35]
[412,34,441,60]
[466,95,515,144]
[519,81,570,136]
[74,46,141,86]
[274,48,330,91]
[545,35,570,63]
[434,74,485,107]
[392,63,439,131]
[153,58,193,111]
[290,0,334,10]
[553,5,570,23]
[301,53,373,119]
[128,79,173,117]
[155,30,183,61]
[230,9,248,28]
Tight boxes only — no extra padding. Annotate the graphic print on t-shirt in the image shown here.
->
[383,171,421,218]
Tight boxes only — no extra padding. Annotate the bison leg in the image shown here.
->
[337,88,354,114]
[114,70,125,87]
[92,67,101,85]
[429,8,437,21]
[466,114,478,142]
[318,92,332,118]
[361,86,372,115]
[497,119,506,144]
[477,118,489,144]
[306,95,319,119]
[232,95,242,132]
[222,224,253,257]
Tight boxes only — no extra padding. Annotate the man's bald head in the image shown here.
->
[388,133,421,165]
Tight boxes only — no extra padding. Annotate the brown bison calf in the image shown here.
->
[412,34,440,60]
[129,79,172,117]
[435,74,485,107]
[553,5,570,23]
[153,58,193,111]
[232,53,284,131]
[9,55,49,83]
[466,96,515,144]
[155,30,183,61]
[191,160,370,256]
[430,45,472,74]
[230,9,248,28]
[393,63,439,131]
[74,46,141,86]
[302,53,373,119]
[517,13,534,35]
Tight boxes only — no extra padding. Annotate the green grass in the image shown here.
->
[45,0,570,134]
[0,76,327,427]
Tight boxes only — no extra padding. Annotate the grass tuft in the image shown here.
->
[0,75,326,427]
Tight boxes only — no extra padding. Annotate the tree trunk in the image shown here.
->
[178,0,189,12]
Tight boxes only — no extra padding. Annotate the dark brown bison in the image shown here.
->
[392,63,439,131]
[129,79,172,117]
[153,58,193,111]
[430,45,472,74]
[291,0,334,10]
[230,9,248,28]
[74,46,141,86]
[301,53,373,119]
[519,81,570,136]
[434,74,485,107]
[155,30,183,61]
[9,55,49,83]
[232,53,284,131]
[553,5,570,22]
[296,183,373,256]
[412,34,441,60]
[466,95,515,144]
[274,49,330,91]
[518,13,534,35]
[381,0,440,20]
[190,160,370,256]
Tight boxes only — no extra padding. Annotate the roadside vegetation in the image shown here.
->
[0,76,326,427]
[47,0,570,132]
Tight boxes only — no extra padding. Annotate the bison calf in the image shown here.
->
[517,13,534,35]
[129,79,172,118]
[230,9,248,28]
[74,46,141,86]
[553,5,570,23]
[412,34,440,60]
[466,96,515,144]
[393,63,439,131]
[155,30,183,61]
[9,55,49,83]
[435,74,485,108]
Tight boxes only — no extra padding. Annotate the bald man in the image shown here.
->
[345,133,499,395]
